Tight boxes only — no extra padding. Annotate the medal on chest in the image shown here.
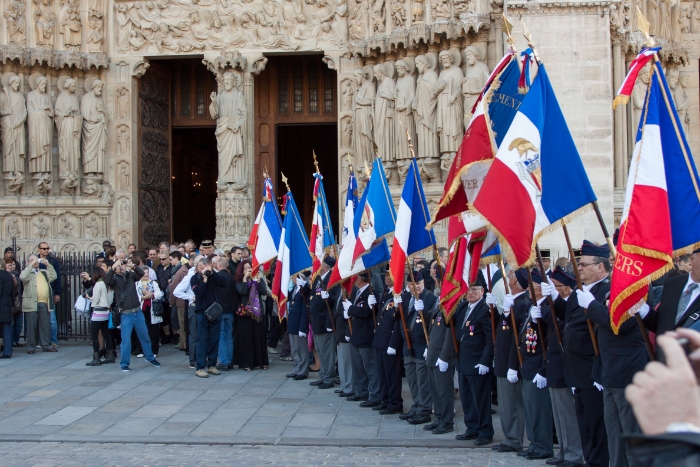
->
[525,323,538,353]
[315,285,322,296]
[502,318,509,331]
[436,316,441,327]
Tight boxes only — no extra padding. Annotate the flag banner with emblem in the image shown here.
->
[390,158,437,294]
[440,234,470,322]
[247,177,282,274]
[472,64,597,268]
[429,52,522,228]
[351,158,396,266]
[309,172,336,280]
[271,191,312,319]
[612,47,660,109]
[480,233,502,267]
[610,60,700,333]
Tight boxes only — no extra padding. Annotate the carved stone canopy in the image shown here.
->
[204,50,248,75]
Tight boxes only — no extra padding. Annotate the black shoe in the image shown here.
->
[399,412,416,420]
[286,373,296,378]
[423,420,440,431]
[216,363,230,371]
[309,380,323,386]
[337,392,354,397]
[372,403,388,411]
[498,444,523,453]
[293,375,307,380]
[102,349,115,364]
[455,432,479,441]
[346,395,368,402]
[526,453,552,460]
[334,378,340,384]
[545,459,565,466]
[334,389,343,393]
[318,382,335,389]
[432,423,454,435]
[379,407,403,415]
[0,355,10,359]
[473,437,493,447]
[86,352,102,367]
[517,450,529,457]
[407,415,431,425]
[359,400,379,408]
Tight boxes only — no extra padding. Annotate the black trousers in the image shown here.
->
[142,307,160,356]
[575,387,609,467]
[459,372,494,439]
[376,348,403,410]
[90,320,113,353]
[268,314,284,348]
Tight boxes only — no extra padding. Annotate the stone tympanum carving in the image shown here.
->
[34,0,55,47]
[4,0,27,44]
[210,72,247,191]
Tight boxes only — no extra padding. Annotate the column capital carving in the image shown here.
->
[132,60,150,78]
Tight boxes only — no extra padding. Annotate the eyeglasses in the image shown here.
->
[578,261,597,268]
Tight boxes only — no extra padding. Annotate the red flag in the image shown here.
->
[440,236,470,322]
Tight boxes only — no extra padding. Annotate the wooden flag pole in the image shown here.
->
[535,246,564,354]
[498,258,523,366]
[486,265,497,345]
[525,268,547,361]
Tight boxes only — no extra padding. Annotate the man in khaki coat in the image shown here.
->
[20,255,57,353]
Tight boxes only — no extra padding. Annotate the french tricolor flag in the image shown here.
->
[309,173,335,280]
[247,177,282,273]
[612,47,660,109]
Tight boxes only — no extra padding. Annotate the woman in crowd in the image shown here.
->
[234,260,269,371]
[135,256,164,358]
[6,259,23,348]
[86,268,114,366]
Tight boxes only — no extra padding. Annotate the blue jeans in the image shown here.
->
[50,306,57,345]
[1,321,12,356]
[119,310,155,367]
[12,313,22,344]
[218,314,234,365]
[196,312,221,370]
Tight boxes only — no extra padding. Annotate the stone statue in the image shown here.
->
[33,216,49,239]
[6,217,21,238]
[4,0,27,44]
[372,0,386,33]
[58,216,74,238]
[395,59,416,163]
[1,73,27,191]
[118,162,130,191]
[34,0,55,47]
[461,45,490,127]
[436,50,464,155]
[692,3,700,33]
[647,0,658,35]
[453,0,473,15]
[413,54,439,161]
[120,198,130,225]
[353,67,376,172]
[659,0,672,39]
[391,0,406,28]
[116,4,137,53]
[116,88,129,119]
[27,74,53,180]
[669,69,691,136]
[373,63,396,163]
[632,66,650,134]
[432,0,451,20]
[117,125,129,156]
[100,183,113,204]
[85,214,99,237]
[341,79,354,112]
[55,77,81,192]
[341,116,353,148]
[86,15,104,53]
[81,78,108,176]
[61,6,82,51]
[411,0,424,22]
[210,72,247,190]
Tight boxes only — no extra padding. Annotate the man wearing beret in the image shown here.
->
[307,257,340,389]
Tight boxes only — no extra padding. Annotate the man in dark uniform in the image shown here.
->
[550,240,610,467]
[509,268,554,460]
[373,273,404,415]
[453,272,494,444]
[286,274,309,380]
[540,249,552,276]
[344,271,381,405]
[553,241,648,467]
[307,257,340,389]
[395,269,436,425]
[488,267,527,453]
[334,280,354,398]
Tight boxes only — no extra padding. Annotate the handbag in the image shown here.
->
[151,300,164,317]
[204,285,223,321]
[235,303,250,318]
[109,308,121,329]
[74,295,92,318]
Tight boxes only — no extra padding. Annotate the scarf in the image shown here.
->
[246,279,262,322]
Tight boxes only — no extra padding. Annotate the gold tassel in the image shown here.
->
[612,95,630,110]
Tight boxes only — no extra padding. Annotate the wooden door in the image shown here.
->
[138,63,172,248]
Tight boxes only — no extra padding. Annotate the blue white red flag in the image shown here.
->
[472,64,597,267]
[247,177,282,273]
[390,158,437,294]
[309,173,336,280]
[610,60,700,333]
[271,191,312,319]
[613,47,660,109]
[440,234,470,322]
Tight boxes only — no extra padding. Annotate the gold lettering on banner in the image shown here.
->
[490,92,523,111]
[614,253,643,277]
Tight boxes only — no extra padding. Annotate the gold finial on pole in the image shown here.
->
[281,172,291,192]
[503,14,515,50]
[313,150,320,174]
[263,166,269,179]
[521,19,540,62]
[406,127,416,159]
[636,6,654,47]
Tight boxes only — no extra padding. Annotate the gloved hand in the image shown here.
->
[571,387,576,394]
[576,289,595,308]
[299,331,307,338]
[393,295,403,306]
[594,382,604,391]
[296,276,306,287]
[415,299,424,311]
[507,368,519,383]
[387,347,396,355]
[368,294,377,306]
[326,328,333,333]
[437,358,449,372]
[475,364,489,375]
[485,293,497,306]
[542,277,559,301]
[530,305,542,323]
[345,336,350,342]
[423,348,428,359]
[630,302,650,319]
[321,291,329,299]
[342,300,351,319]
[503,294,514,314]
[533,373,547,389]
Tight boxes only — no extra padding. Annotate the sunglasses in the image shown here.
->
[39,247,49,250]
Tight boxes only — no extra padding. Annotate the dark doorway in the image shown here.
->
[277,124,338,239]
[171,128,218,244]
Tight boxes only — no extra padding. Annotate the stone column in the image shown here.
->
[612,38,627,188]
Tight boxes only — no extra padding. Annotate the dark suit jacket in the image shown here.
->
[494,292,529,378]
[213,269,237,314]
[287,287,309,335]
[306,273,338,335]
[453,299,494,376]
[397,289,437,359]
[426,307,455,367]
[544,310,566,388]
[509,297,550,380]
[334,288,351,344]
[373,291,400,350]
[644,274,700,335]
[347,285,378,348]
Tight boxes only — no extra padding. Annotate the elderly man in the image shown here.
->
[212,256,237,371]
[174,256,201,368]
[190,257,223,378]
[306,257,340,389]
[20,255,57,353]
[200,240,215,260]
[38,242,61,348]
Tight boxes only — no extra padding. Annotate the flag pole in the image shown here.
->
[535,246,564,353]
[365,269,378,330]
[525,268,547,361]
[485,265,497,345]
[499,257,523,366]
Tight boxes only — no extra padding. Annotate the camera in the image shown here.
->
[657,336,692,365]
[204,270,212,277]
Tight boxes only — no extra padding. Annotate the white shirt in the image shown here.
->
[462,298,482,328]
[354,283,369,304]
[680,274,700,313]
[173,267,196,302]
[583,276,607,292]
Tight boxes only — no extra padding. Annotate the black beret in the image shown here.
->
[552,266,577,289]
[581,240,609,258]
[323,256,336,268]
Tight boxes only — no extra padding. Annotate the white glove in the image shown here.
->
[507,368,519,383]
[475,364,489,375]
[368,294,377,306]
[423,348,428,359]
[321,291,329,299]
[299,331,307,338]
[345,336,350,342]
[542,277,559,301]
[326,328,333,332]
[530,305,542,323]
[485,293,497,306]
[437,358,449,372]
[393,295,403,306]
[594,382,604,391]
[503,294,514,313]
[387,347,396,355]
[415,299,424,311]
[576,289,595,308]
[296,276,306,287]
[342,299,351,319]
[343,309,349,319]
[630,302,650,319]
[533,373,547,389]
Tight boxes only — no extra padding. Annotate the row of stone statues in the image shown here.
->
[0,72,108,194]
[351,45,489,182]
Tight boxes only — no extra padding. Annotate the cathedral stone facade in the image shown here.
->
[0,0,697,257]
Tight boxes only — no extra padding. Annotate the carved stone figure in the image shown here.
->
[55,77,81,192]
[117,125,130,156]
[4,0,27,44]
[681,5,691,33]
[432,0,452,20]
[412,0,424,22]
[33,216,49,239]
[34,0,55,47]
[58,216,74,238]
[210,72,247,190]
[120,198,130,225]
[85,214,99,238]
[87,15,104,53]
[391,0,406,27]
[61,6,82,51]
[671,70,691,136]
[353,67,376,172]
[374,64,396,163]
[461,45,490,126]
[436,50,463,154]
[632,66,650,134]
[100,183,113,204]
[116,4,138,53]
[341,79,355,112]
[6,217,21,238]
[647,0,658,35]
[341,116,353,148]
[1,73,27,190]
[413,55,439,160]
[659,0,672,40]
[372,0,386,33]
[672,3,681,42]
[118,231,130,251]
[116,88,129,119]
[692,3,700,33]
[453,0,473,15]
[27,74,53,178]
[81,78,108,176]
[118,161,130,191]
[395,59,416,162]
[350,0,369,40]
